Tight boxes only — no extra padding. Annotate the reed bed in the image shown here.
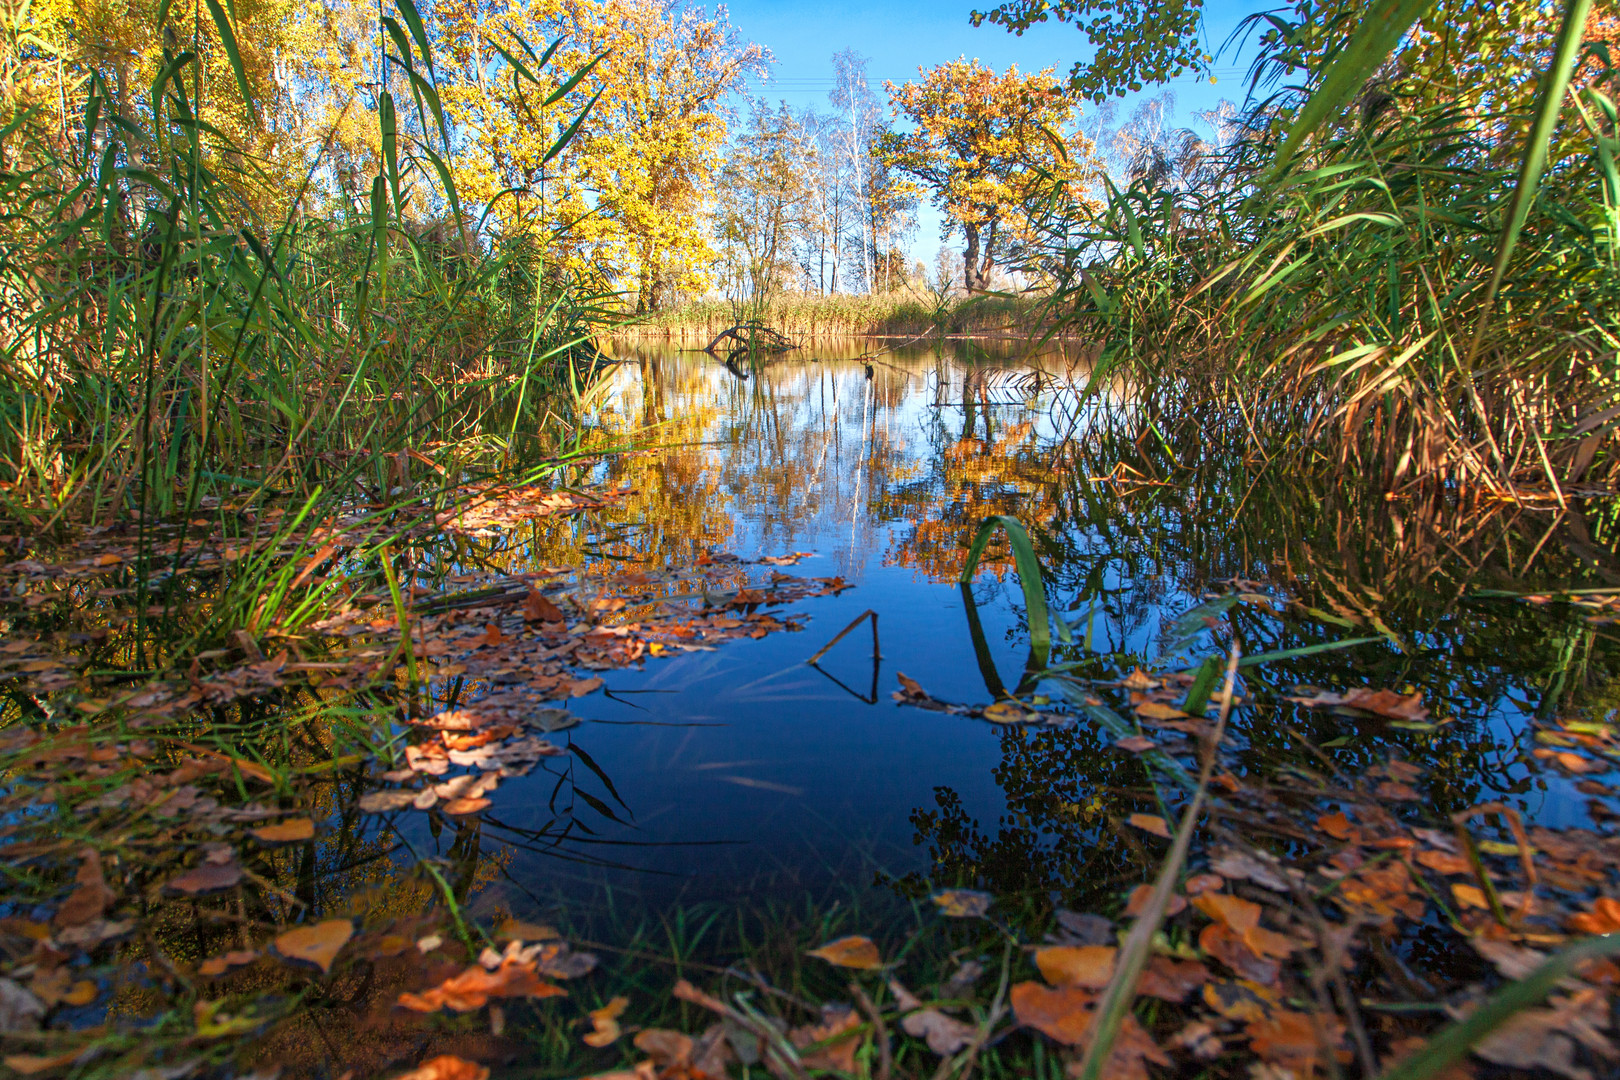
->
[622,291,1055,342]
[1032,2,1620,499]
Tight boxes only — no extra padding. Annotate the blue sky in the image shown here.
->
[719,0,1266,266]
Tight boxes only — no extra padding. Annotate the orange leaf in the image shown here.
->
[1035,945,1116,989]
[274,919,353,974]
[1010,981,1094,1045]
[1317,812,1356,841]
[806,935,882,970]
[1126,883,1186,917]
[583,995,629,1047]
[249,819,315,844]
[1568,897,1620,935]
[391,1056,490,1080]
[397,958,565,1012]
[1128,813,1171,838]
[1415,849,1472,876]
[567,676,603,698]
[790,1006,863,1073]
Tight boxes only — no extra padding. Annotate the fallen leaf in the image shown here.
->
[931,889,992,918]
[390,1056,490,1080]
[1116,735,1157,752]
[583,995,629,1047]
[900,1005,976,1056]
[1568,897,1620,935]
[249,818,314,844]
[806,935,882,970]
[1138,956,1209,1002]
[790,1005,862,1072]
[1247,1008,1349,1075]
[1452,884,1490,910]
[1210,850,1293,892]
[1010,981,1094,1045]
[1289,686,1428,722]
[1126,884,1187,917]
[1128,813,1171,838]
[1416,849,1473,876]
[982,700,1027,724]
[1135,702,1186,722]
[274,919,354,974]
[198,949,259,977]
[397,958,565,1012]
[1184,873,1225,895]
[442,797,492,816]
[1194,895,1297,959]
[164,859,244,896]
[4,1051,81,1075]
[635,1028,695,1066]
[359,790,418,813]
[53,850,113,928]
[567,676,603,698]
[475,623,508,647]
[1035,945,1116,989]
[897,672,927,697]
[524,589,565,624]
[1472,990,1615,1080]
[1317,812,1357,841]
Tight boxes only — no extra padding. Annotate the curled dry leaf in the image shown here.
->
[397,958,565,1012]
[806,935,882,970]
[390,1056,490,1080]
[931,888,992,918]
[249,818,314,844]
[1034,945,1116,990]
[583,995,629,1047]
[982,700,1027,724]
[274,919,353,974]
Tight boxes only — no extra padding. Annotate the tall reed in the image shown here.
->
[1030,0,1620,497]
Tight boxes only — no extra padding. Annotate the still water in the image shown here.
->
[402,338,1620,932]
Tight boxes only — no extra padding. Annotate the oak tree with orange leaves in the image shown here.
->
[877,59,1100,295]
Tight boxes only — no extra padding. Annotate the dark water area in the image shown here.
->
[398,338,1620,940]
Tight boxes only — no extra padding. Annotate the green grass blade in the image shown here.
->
[1072,645,1240,1080]
[959,514,1052,670]
[202,0,255,122]
[1466,0,1598,364]
[1270,0,1436,174]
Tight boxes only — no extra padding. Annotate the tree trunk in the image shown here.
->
[962,222,994,294]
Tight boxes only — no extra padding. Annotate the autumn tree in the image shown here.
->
[437,0,765,312]
[714,100,812,309]
[877,59,1099,295]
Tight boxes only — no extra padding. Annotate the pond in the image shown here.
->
[8,335,1620,1078]
[414,337,1620,931]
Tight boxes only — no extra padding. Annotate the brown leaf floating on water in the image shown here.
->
[249,818,314,844]
[274,919,353,974]
[805,935,882,970]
